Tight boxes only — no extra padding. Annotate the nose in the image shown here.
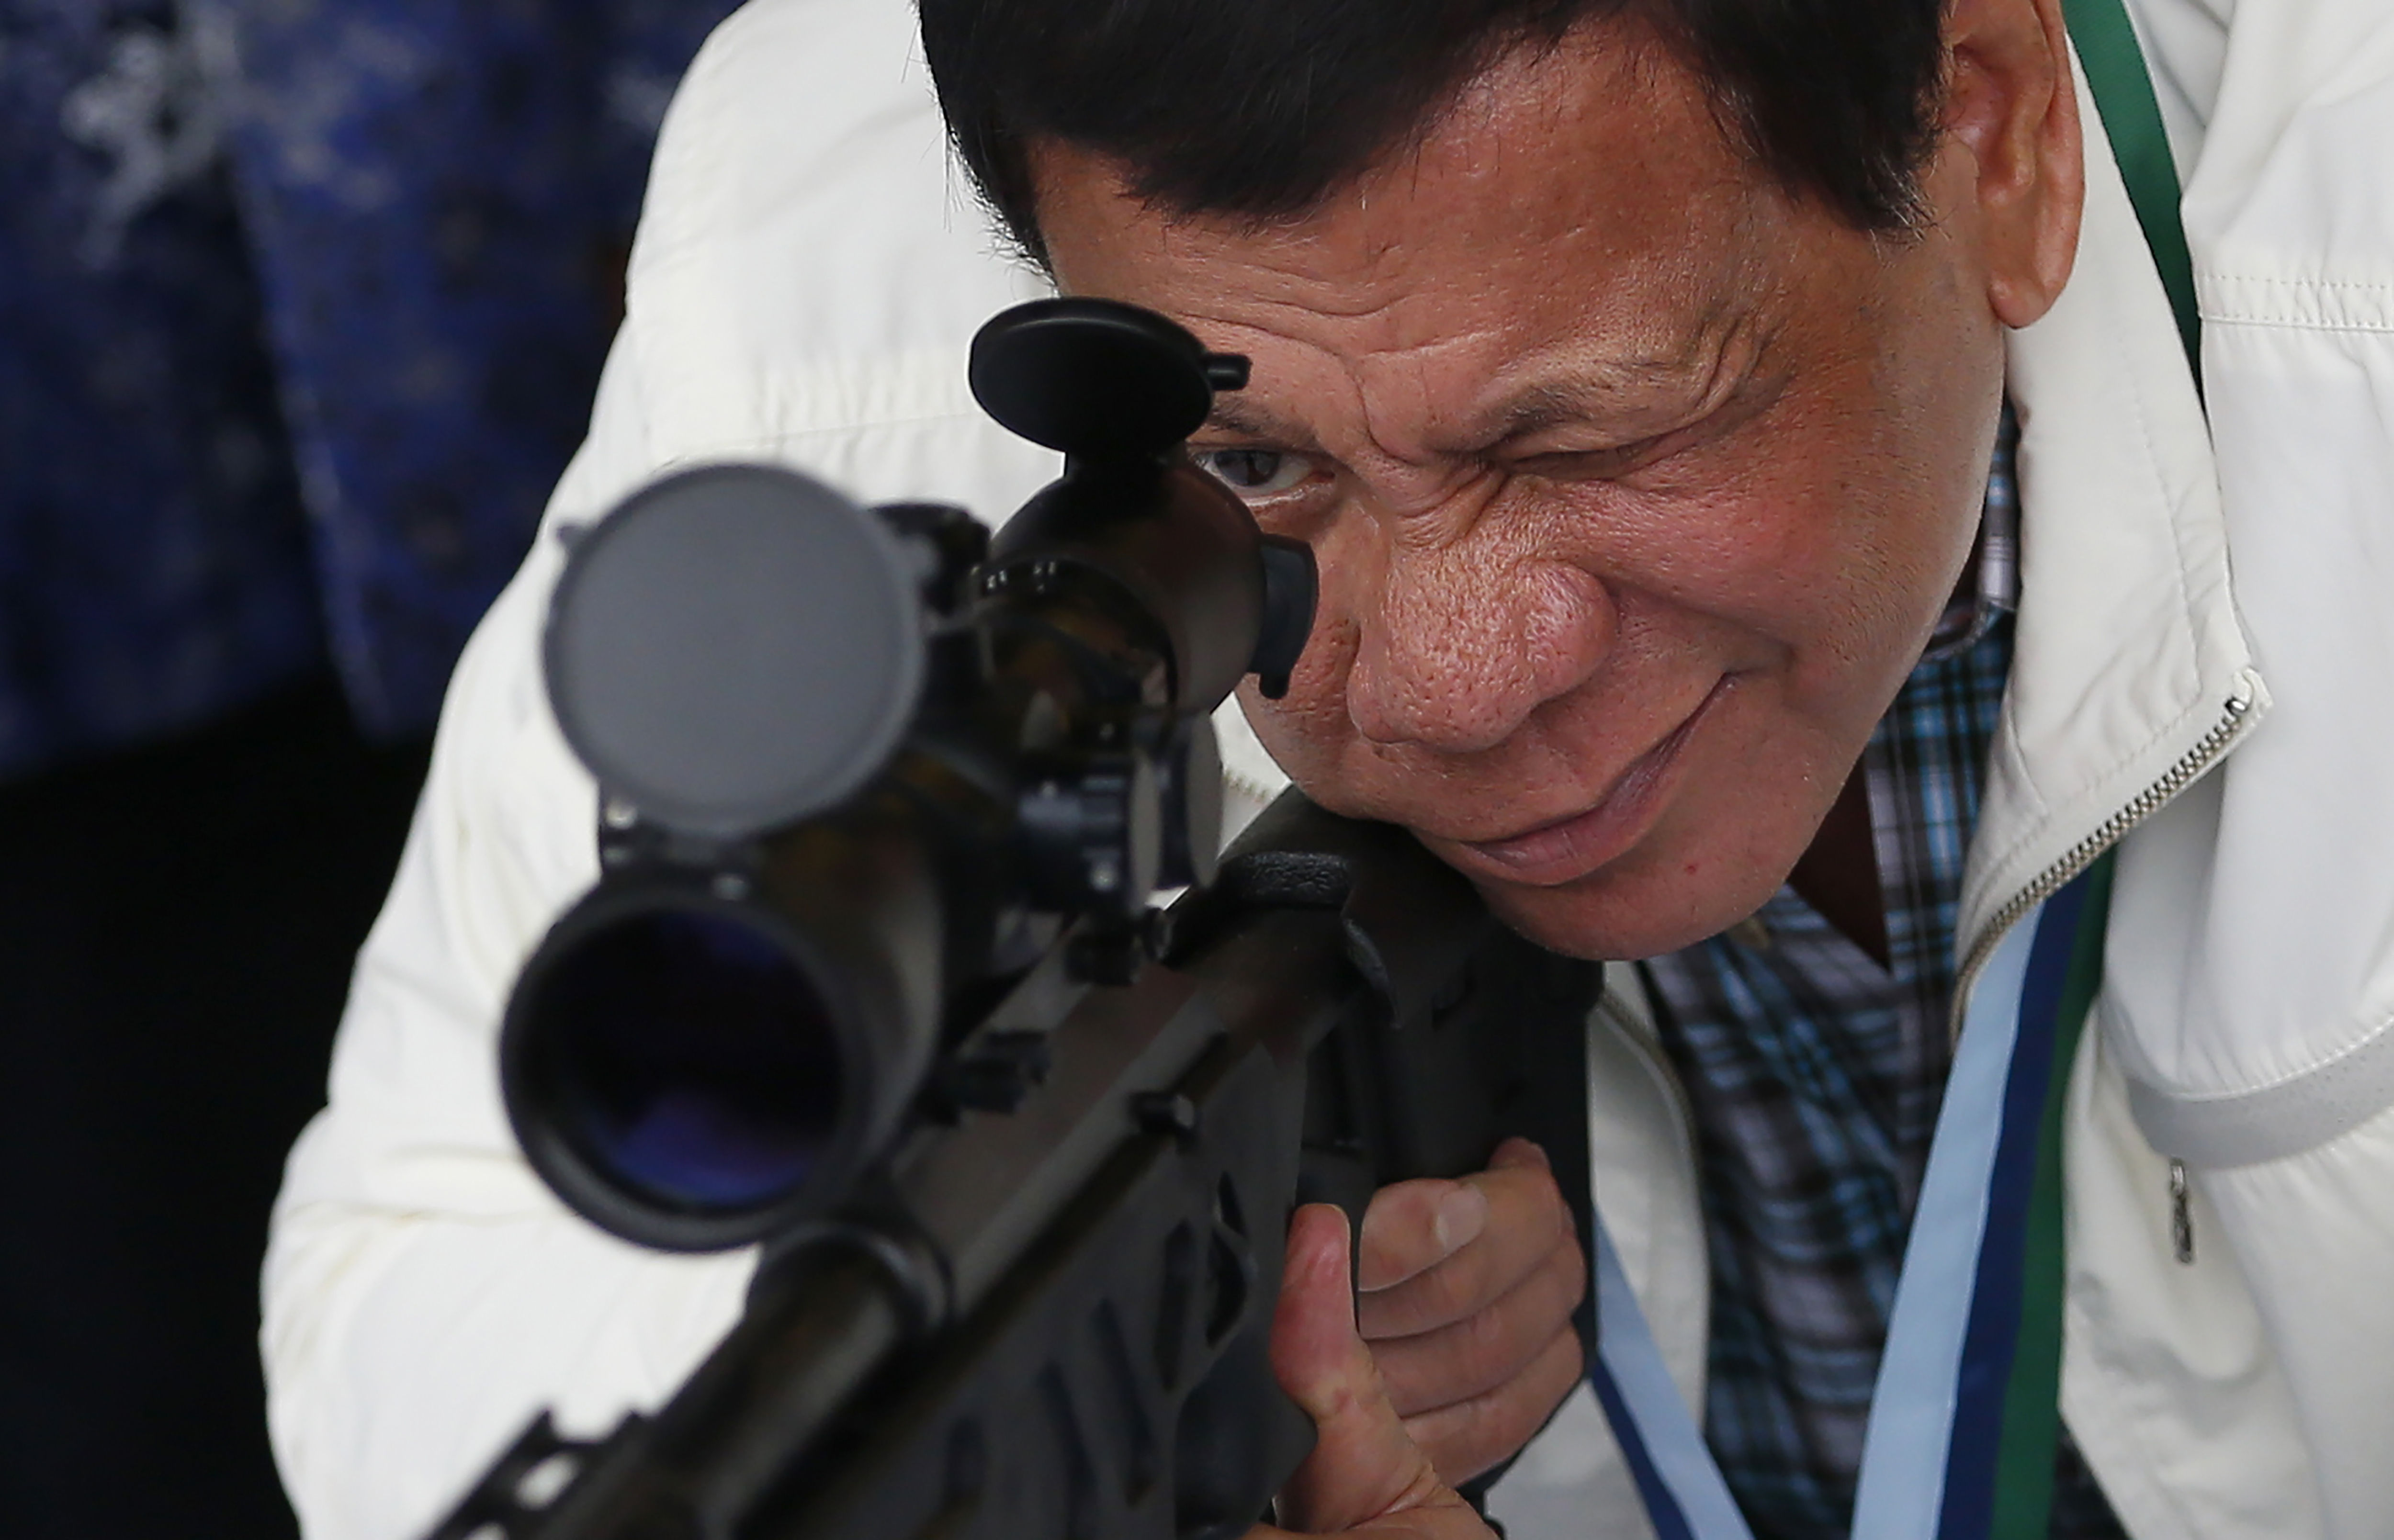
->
[1343,525,1616,755]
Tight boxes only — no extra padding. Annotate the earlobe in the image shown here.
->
[1943,0,2085,328]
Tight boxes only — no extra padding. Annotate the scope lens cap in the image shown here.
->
[544,464,926,838]
[970,298,1241,461]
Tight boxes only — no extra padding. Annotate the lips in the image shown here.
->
[1438,676,1731,888]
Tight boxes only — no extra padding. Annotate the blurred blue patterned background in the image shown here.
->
[2,0,734,774]
[0,4,740,1533]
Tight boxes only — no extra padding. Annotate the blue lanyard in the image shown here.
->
[1587,871,2104,1540]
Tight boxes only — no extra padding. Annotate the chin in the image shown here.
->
[1472,845,1791,963]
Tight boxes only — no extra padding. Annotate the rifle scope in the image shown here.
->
[498,300,1316,1252]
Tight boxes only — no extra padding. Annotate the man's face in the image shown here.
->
[1034,22,2018,960]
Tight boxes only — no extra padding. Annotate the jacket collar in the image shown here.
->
[1961,56,2264,970]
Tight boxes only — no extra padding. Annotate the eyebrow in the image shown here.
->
[1201,397,1306,443]
[1488,365,1716,439]
[1197,309,1757,452]
[1201,374,1695,449]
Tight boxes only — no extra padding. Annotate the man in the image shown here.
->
[910,0,2394,1532]
[263,0,2394,1536]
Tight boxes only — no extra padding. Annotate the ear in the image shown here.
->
[1941,0,2085,327]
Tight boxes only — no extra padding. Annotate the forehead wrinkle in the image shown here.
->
[1350,343,1494,465]
[1162,232,1420,324]
[1189,297,1506,458]
[1195,263,1760,464]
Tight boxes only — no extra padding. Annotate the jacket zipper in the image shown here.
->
[1954,679,2258,1001]
[2168,1158,2195,1264]
[1951,677,2258,1268]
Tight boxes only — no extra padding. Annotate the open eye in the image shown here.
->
[1192,448,1320,499]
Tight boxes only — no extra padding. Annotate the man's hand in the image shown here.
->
[1356,1138,1587,1485]
[1257,1204,1494,1539]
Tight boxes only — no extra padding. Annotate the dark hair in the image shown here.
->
[917,0,1947,264]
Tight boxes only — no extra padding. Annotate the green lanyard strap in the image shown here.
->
[1986,3,2199,1532]
[2063,0,2202,370]
[1987,853,2116,1539]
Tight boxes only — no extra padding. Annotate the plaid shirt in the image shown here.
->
[1639,416,2124,1539]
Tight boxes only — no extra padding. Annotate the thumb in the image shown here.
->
[1268,1204,1451,1532]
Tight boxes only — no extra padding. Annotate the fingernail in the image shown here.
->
[1433,1185,1490,1253]
[1495,1136,1551,1170]
[1304,1206,1351,1286]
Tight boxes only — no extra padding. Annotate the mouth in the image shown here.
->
[1435,676,1732,888]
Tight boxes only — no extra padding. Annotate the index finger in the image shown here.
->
[1355,1139,1564,1295]
[1355,1178,1491,1294]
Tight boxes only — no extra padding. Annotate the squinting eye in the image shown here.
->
[1193,448,1318,499]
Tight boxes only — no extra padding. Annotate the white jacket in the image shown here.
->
[260,1,2394,1537]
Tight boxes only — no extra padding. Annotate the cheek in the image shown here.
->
[1534,481,1862,709]
[1610,395,1968,705]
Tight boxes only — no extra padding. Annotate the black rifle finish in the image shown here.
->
[430,793,1598,1540]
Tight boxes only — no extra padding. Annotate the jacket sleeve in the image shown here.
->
[260,2,1059,1533]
